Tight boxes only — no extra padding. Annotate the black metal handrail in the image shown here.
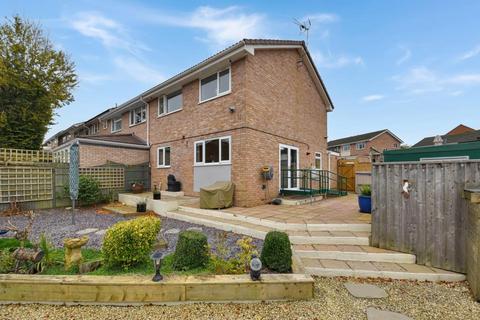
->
[280,169,347,196]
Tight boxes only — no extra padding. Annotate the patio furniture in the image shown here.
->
[167,175,181,192]
[200,181,234,209]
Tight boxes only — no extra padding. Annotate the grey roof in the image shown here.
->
[77,134,148,146]
[413,130,480,147]
[328,129,402,147]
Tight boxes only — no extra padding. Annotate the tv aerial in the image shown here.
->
[293,18,311,45]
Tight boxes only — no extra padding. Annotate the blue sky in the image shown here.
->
[2,0,479,145]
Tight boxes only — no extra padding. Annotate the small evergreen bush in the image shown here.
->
[260,231,292,272]
[173,230,209,271]
[102,216,161,269]
[64,175,102,206]
[360,185,372,196]
[0,250,15,273]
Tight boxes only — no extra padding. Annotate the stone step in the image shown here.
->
[293,244,416,264]
[300,258,466,282]
[178,205,371,232]
[158,210,370,245]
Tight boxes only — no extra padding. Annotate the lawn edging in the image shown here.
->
[0,273,314,305]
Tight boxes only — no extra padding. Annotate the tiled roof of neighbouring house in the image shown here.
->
[78,134,148,146]
[413,129,480,147]
[328,129,393,147]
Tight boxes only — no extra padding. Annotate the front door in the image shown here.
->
[279,144,299,190]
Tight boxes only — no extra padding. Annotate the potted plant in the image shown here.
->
[131,182,144,194]
[136,200,147,213]
[358,185,372,213]
[153,184,161,200]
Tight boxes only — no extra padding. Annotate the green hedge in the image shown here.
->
[102,216,161,269]
[260,231,292,272]
[173,230,209,271]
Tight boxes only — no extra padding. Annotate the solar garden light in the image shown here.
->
[150,251,164,282]
[249,254,262,281]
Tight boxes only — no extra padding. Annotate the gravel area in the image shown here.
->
[0,277,478,319]
[0,208,262,258]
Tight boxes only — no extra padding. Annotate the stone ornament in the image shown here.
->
[64,236,89,270]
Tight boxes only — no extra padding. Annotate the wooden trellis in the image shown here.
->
[79,167,124,189]
[0,148,53,164]
[0,167,53,203]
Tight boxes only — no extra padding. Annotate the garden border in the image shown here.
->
[0,273,314,305]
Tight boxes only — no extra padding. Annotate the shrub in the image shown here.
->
[0,250,15,273]
[64,175,102,206]
[102,216,161,269]
[38,233,54,267]
[360,185,372,196]
[173,230,209,271]
[260,231,292,273]
[0,238,33,250]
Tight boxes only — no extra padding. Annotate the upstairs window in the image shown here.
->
[199,68,231,102]
[102,120,108,129]
[342,144,350,151]
[356,142,366,150]
[130,106,146,126]
[158,90,183,116]
[194,136,231,165]
[111,118,122,133]
[88,123,99,135]
[157,146,171,168]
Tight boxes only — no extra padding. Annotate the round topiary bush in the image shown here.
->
[260,231,292,272]
[173,230,209,271]
[102,216,161,269]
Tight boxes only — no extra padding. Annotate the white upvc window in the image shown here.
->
[194,136,231,165]
[111,118,122,133]
[129,106,146,126]
[315,152,322,169]
[342,144,350,151]
[102,120,108,129]
[199,67,231,103]
[88,123,99,135]
[158,90,183,116]
[356,142,366,150]
[157,146,171,168]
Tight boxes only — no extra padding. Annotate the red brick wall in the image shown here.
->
[148,48,331,207]
[97,112,148,141]
[343,132,401,157]
[79,144,149,167]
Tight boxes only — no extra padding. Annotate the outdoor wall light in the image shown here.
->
[150,251,164,282]
[250,254,262,281]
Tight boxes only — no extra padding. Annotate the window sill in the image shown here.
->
[193,162,231,167]
[129,120,146,128]
[156,165,171,169]
[157,108,183,118]
[111,129,122,133]
[198,91,231,105]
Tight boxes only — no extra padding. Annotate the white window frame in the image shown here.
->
[194,136,231,166]
[356,142,366,150]
[198,67,231,104]
[342,144,350,151]
[89,123,99,135]
[129,106,146,126]
[157,146,171,168]
[315,152,322,169]
[102,120,108,129]
[111,117,122,133]
[157,90,183,117]
[278,144,300,190]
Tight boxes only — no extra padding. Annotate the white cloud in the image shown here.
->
[143,6,266,48]
[302,13,338,24]
[79,72,112,84]
[396,46,411,65]
[393,66,480,94]
[113,57,165,85]
[362,94,384,102]
[312,51,364,68]
[70,12,149,55]
[459,45,480,61]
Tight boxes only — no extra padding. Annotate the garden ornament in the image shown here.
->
[69,142,79,224]
[402,180,411,199]
[249,254,262,281]
[64,236,89,270]
[150,251,164,282]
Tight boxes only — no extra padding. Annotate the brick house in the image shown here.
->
[327,129,403,159]
[93,39,334,207]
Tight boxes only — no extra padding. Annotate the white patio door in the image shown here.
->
[279,144,299,190]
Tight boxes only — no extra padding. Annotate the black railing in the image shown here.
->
[280,169,347,196]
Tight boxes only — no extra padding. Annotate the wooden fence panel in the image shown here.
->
[0,148,53,164]
[0,166,53,203]
[371,160,480,273]
[79,167,124,190]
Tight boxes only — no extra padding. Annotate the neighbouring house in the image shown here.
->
[445,124,476,136]
[385,126,480,162]
[327,129,403,192]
